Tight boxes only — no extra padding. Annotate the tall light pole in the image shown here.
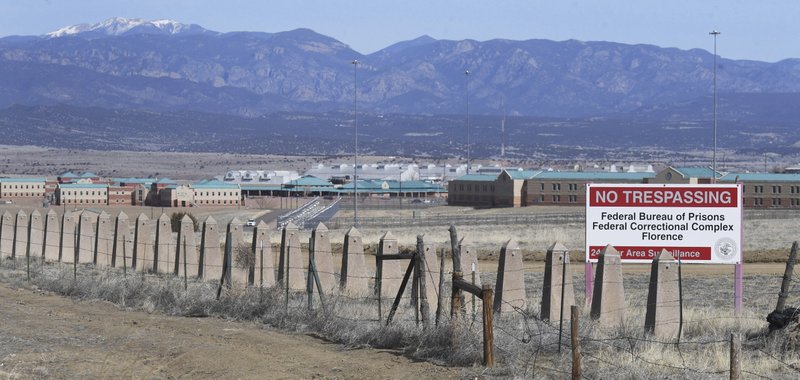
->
[352,59,359,227]
[465,69,471,174]
[710,30,720,181]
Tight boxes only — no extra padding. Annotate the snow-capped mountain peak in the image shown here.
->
[46,17,215,38]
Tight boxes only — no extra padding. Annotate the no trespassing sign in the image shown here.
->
[585,184,742,264]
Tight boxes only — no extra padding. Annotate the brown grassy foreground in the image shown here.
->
[0,260,464,379]
[2,252,800,378]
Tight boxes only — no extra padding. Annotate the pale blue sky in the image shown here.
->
[0,0,797,62]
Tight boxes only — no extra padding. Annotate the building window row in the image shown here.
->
[1,184,43,190]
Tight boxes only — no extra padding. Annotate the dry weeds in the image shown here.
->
[2,255,800,378]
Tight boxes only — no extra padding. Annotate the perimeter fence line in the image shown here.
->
[1,208,799,377]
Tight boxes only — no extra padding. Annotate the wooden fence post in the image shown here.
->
[285,231,290,311]
[730,333,741,380]
[417,235,430,328]
[482,284,495,367]
[386,253,416,326]
[307,236,315,310]
[435,247,445,326]
[571,305,581,380]
[376,240,384,320]
[310,259,327,314]
[451,271,463,319]
[449,225,461,272]
[449,225,464,320]
[776,241,798,312]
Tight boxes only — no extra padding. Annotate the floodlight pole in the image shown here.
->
[465,69,471,175]
[352,59,360,227]
[710,30,720,182]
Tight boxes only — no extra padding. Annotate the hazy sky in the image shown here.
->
[0,0,797,62]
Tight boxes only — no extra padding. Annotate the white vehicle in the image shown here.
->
[246,218,256,227]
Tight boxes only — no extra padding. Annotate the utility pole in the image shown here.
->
[465,69,471,175]
[352,59,360,227]
[710,30,720,183]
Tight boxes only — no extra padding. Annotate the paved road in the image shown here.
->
[244,208,286,231]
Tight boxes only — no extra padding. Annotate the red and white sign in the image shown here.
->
[585,184,742,264]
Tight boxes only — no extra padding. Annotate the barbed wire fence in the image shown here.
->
[2,209,800,377]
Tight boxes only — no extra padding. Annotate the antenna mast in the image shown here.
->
[501,100,506,158]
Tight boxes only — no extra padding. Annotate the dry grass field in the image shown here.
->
[1,248,798,378]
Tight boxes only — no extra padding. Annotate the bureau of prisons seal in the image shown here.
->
[714,237,737,261]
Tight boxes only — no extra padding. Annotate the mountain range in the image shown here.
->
[1,17,799,119]
[1,18,800,159]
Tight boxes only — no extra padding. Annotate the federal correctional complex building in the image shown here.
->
[0,163,455,207]
[447,166,800,209]
[4,164,800,209]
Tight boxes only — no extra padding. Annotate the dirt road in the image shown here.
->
[0,283,460,379]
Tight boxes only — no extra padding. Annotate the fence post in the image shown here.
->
[307,236,314,311]
[451,271,463,320]
[416,235,430,328]
[217,231,232,300]
[435,247,446,326]
[285,230,290,312]
[376,241,383,321]
[471,265,477,321]
[123,236,128,278]
[558,251,569,353]
[387,254,416,326]
[73,224,78,282]
[730,333,741,380]
[26,247,30,282]
[571,305,581,380]
[482,284,495,367]
[26,213,32,282]
[449,225,464,320]
[776,241,798,312]
[260,240,264,303]
[183,236,187,291]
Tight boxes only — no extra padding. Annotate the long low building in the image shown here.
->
[56,183,109,206]
[50,173,243,208]
[448,166,800,209]
[0,177,48,200]
[718,172,800,208]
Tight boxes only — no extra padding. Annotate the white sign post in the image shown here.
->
[584,183,743,311]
